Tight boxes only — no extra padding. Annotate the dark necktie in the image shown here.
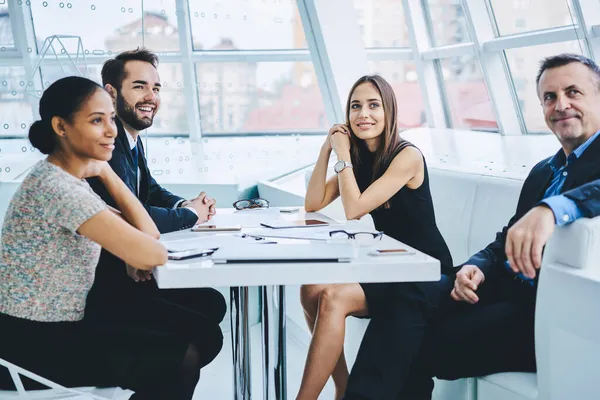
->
[131,144,140,175]
[131,144,139,194]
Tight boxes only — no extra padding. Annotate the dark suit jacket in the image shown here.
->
[88,119,198,233]
[464,135,600,281]
[87,119,198,290]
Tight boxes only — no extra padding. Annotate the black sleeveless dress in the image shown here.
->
[355,141,453,316]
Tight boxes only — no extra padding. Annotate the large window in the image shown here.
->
[9,1,326,137]
[489,0,577,36]
[505,40,586,133]
[3,0,599,176]
[31,0,180,54]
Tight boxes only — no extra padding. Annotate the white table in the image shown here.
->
[154,208,440,400]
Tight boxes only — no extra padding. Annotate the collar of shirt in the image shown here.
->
[548,129,600,171]
[124,128,138,151]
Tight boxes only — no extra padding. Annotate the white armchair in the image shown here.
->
[535,215,600,400]
[477,215,600,400]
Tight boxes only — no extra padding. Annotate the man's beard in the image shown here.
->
[116,92,154,131]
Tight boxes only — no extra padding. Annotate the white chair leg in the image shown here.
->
[8,365,28,397]
[1,357,113,400]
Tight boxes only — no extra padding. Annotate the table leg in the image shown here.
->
[261,285,287,400]
[230,287,252,399]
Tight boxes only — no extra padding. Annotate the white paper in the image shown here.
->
[162,234,245,252]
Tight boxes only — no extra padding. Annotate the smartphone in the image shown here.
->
[191,225,242,232]
[368,249,415,256]
[260,219,329,229]
[168,248,216,260]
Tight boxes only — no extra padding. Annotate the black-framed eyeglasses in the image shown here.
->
[329,230,383,243]
[233,198,270,210]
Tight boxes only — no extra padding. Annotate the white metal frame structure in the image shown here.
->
[1,0,600,136]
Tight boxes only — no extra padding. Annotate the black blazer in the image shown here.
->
[464,135,600,280]
[87,119,198,291]
[88,119,198,233]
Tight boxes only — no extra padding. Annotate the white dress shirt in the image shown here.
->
[124,130,198,217]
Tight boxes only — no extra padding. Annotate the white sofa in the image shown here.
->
[261,155,600,399]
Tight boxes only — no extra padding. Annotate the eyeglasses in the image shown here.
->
[328,230,383,246]
[233,198,270,210]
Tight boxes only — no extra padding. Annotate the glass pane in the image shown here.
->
[505,40,585,133]
[0,66,34,137]
[188,0,307,51]
[0,6,15,48]
[426,0,471,46]
[196,62,329,133]
[149,63,188,134]
[368,61,426,128]
[31,0,180,54]
[353,0,410,48]
[489,0,576,36]
[39,65,102,92]
[440,56,497,130]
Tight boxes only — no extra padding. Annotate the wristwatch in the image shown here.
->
[334,160,353,174]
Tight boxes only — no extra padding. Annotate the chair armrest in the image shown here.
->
[543,216,600,271]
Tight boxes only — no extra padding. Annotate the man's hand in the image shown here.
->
[183,196,211,222]
[505,205,555,279]
[126,264,153,282]
[182,192,216,221]
[451,265,485,304]
[200,192,217,218]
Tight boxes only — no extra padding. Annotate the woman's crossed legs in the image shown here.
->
[298,283,369,400]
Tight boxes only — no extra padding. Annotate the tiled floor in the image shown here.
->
[194,322,335,399]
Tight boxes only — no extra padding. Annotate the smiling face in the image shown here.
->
[348,82,386,148]
[538,62,600,153]
[115,60,161,132]
[58,89,117,161]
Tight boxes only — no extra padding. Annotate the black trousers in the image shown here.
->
[344,273,537,400]
[85,275,227,367]
[0,311,192,392]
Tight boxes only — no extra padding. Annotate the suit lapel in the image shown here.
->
[563,134,600,192]
[529,162,554,205]
[116,119,135,166]
[110,120,138,196]
[136,138,150,201]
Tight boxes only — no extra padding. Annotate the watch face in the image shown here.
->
[334,160,344,173]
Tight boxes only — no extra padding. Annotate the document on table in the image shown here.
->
[162,234,245,252]
[195,208,280,229]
